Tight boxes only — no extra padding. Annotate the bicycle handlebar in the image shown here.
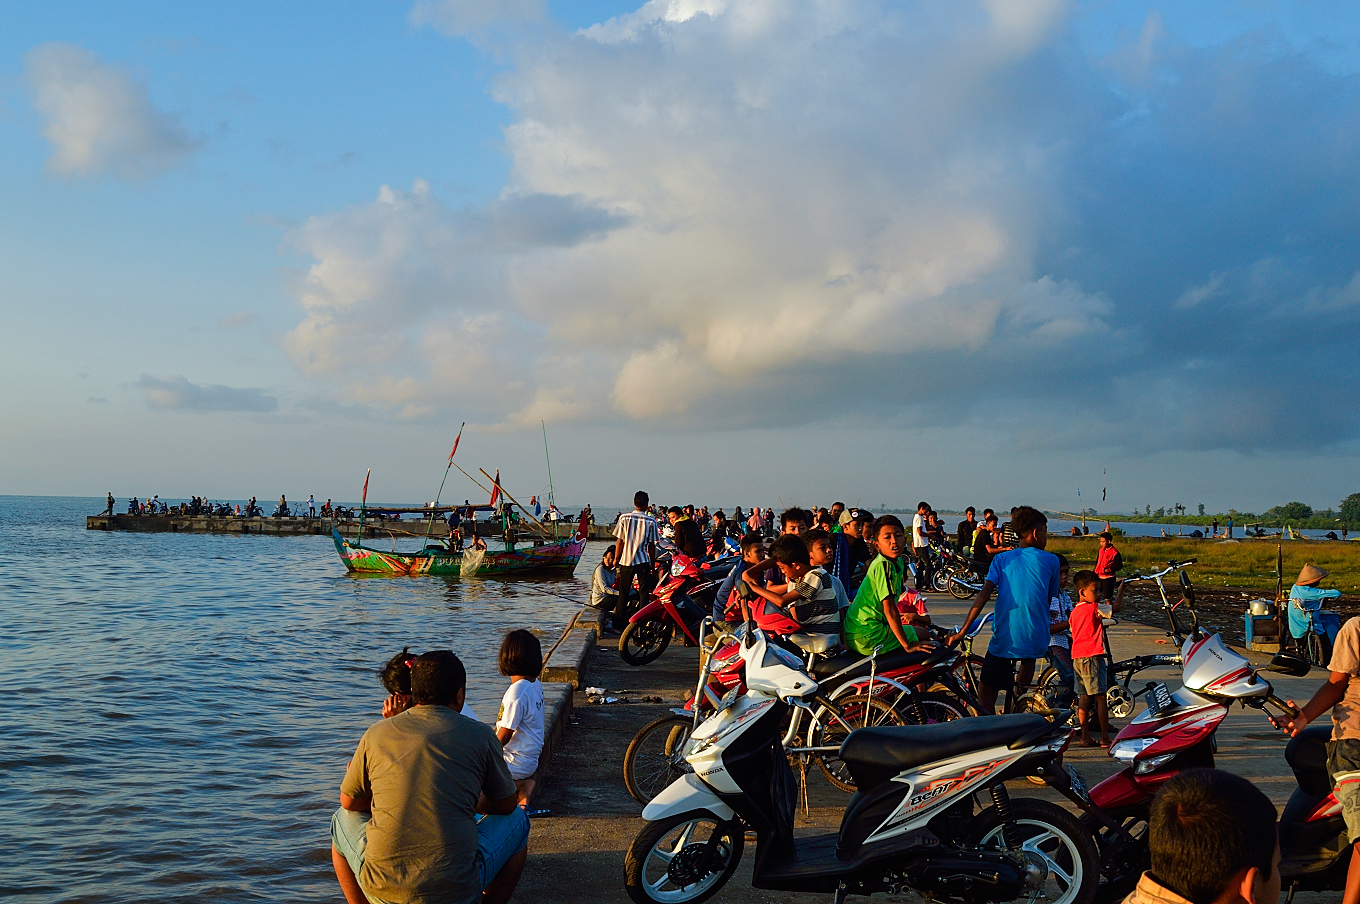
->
[1124,559,1198,582]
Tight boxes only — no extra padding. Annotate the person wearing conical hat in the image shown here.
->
[1287,564,1342,653]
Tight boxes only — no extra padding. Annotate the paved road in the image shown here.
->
[515,593,1335,904]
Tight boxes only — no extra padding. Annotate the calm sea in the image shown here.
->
[0,496,601,903]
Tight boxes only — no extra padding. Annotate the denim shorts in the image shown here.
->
[331,806,530,901]
[1073,656,1109,697]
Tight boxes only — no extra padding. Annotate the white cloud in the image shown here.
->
[281,0,1360,452]
[23,43,198,179]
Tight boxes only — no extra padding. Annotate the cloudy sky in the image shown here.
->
[3,0,1359,514]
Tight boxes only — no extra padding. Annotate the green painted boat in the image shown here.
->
[332,515,586,577]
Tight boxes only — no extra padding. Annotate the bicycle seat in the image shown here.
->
[809,647,933,681]
[787,632,839,655]
[839,714,1052,790]
[1285,724,1332,796]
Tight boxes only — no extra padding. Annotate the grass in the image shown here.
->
[1045,536,1360,594]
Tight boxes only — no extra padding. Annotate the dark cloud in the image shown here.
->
[136,374,278,412]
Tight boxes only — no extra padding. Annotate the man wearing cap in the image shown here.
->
[841,509,875,594]
[1288,564,1342,657]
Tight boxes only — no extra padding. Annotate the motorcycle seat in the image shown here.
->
[1285,724,1333,797]
[787,633,839,655]
[839,714,1052,790]
[810,647,933,681]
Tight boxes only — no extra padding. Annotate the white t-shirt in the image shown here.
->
[912,513,926,548]
[496,678,545,780]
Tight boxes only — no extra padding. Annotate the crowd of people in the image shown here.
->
[102,492,338,518]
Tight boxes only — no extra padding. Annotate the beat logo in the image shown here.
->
[894,758,1009,819]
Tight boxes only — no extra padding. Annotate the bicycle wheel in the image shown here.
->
[1306,631,1326,667]
[624,714,695,804]
[812,694,905,792]
[899,690,969,725]
[947,574,975,599]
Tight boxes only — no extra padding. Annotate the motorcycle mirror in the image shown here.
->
[1265,651,1312,677]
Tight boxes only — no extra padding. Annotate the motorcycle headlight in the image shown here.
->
[671,561,686,576]
[1109,737,1157,763]
[1135,753,1176,774]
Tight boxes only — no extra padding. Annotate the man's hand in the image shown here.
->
[947,631,966,647]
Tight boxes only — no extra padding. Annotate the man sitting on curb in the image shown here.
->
[1124,768,1279,904]
[332,651,529,904]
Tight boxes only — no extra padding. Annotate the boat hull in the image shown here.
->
[332,529,583,577]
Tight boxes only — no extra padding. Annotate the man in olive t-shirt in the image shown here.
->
[331,651,528,904]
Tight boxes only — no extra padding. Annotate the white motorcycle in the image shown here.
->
[624,625,1099,904]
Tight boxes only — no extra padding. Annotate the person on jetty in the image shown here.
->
[333,651,527,904]
[495,630,547,815]
[590,545,619,612]
[610,491,659,634]
[1288,564,1342,658]
[843,516,937,656]
[951,506,1061,714]
[102,493,114,516]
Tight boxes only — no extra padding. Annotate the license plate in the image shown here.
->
[1067,764,1090,802]
[1146,682,1177,716]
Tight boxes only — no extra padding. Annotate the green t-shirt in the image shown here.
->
[844,554,919,655]
[341,705,516,904]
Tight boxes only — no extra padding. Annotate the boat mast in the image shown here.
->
[541,420,555,509]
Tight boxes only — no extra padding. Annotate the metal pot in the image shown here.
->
[1249,600,1275,616]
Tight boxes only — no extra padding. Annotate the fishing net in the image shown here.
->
[460,547,486,577]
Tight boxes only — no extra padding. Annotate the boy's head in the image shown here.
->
[830,502,845,521]
[633,490,649,510]
[1010,506,1048,548]
[1072,569,1099,601]
[1148,769,1280,904]
[804,528,833,567]
[984,513,999,528]
[1055,553,1070,587]
[965,506,975,519]
[917,501,930,514]
[410,650,467,706]
[780,507,812,535]
[982,508,994,520]
[871,515,906,558]
[844,509,873,538]
[770,534,812,580]
[1098,531,1113,548]
[740,532,766,562]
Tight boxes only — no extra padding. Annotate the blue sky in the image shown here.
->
[3,1,1359,515]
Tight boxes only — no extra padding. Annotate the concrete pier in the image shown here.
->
[86,512,617,541]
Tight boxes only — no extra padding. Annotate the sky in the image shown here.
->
[2,0,1359,514]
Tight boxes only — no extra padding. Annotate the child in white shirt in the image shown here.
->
[496,630,545,811]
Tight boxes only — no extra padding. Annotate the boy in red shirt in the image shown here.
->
[1094,532,1122,602]
[1068,570,1112,747]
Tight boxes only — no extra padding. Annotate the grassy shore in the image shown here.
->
[1046,535,1360,594]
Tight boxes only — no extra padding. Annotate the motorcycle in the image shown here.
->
[624,624,1099,904]
[619,552,737,665]
[1080,572,1322,900]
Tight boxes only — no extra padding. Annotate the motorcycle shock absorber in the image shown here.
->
[990,784,1023,850]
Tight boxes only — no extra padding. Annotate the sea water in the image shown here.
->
[0,496,601,903]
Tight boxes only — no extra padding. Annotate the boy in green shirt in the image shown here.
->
[844,515,938,656]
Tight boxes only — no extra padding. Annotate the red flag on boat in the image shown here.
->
[448,422,464,463]
[488,469,501,508]
[362,469,371,504]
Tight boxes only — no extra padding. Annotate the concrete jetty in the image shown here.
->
[85,513,616,541]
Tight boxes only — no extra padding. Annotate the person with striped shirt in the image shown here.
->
[610,491,660,632]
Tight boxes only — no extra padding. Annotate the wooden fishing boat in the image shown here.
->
[332,513,587,577]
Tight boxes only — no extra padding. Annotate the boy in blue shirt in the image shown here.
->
[951,506,1061,714]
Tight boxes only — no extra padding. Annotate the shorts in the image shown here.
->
[980,652,1035,692]
[1097,577,1116,601]
[1073,657,1109,697]
[1328,739,1360,841]
[331,806,530,901]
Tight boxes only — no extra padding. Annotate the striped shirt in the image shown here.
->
[614,510,659,566]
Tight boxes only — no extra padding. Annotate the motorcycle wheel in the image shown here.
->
[812,694,905,793]
[948,574,976,599]
[1080,804,1150,903]
[620,618,673,666]
[970,797,1099,904]
[624,810,745,904]
[624,714,695,805]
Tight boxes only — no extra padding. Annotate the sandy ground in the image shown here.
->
[513,594,1335,904]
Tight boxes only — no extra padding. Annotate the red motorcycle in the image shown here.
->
[618,552,736,665]
[1077,567,1321,900]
